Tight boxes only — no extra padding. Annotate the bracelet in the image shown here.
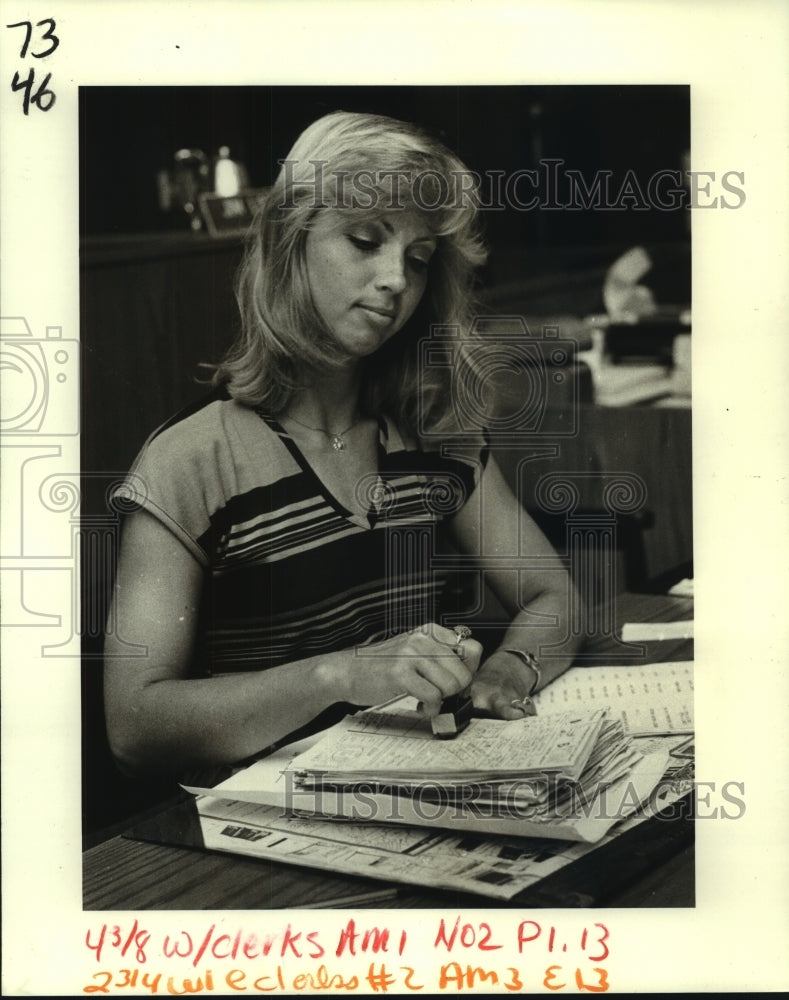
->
[501,648,542,695]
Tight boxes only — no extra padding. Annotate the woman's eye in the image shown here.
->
[348,235,379,252]
[408,255,430,272]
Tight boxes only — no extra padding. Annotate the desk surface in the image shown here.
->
[83,592,694,911]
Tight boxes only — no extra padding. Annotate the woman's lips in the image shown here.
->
[358,304,396,325]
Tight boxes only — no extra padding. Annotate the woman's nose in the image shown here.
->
[374,249,407,294]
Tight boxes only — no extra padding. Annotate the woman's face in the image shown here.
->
[304,208,436,361]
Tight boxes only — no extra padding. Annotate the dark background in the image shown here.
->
[80,85,691,844]
[80,84,690,251]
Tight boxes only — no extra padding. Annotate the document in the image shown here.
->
[667,577,694,598]
[621,620,694,641]
[291,707,609,782]
[533,660,694,736]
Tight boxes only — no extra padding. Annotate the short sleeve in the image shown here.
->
[421,427,490,502]
[442,429,490,517]
[112,404,236,567]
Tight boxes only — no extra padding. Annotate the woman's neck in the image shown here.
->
[283,364,364,433]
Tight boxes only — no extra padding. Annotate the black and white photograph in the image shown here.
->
[79,83,697,911]
[1,2,787,995]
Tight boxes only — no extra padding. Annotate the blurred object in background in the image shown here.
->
[157,146,253,235]
[579,246,691,407]
[670,332,692,399]
[602,246,691,368]
[603,246,657,324]
[157,148,210,230]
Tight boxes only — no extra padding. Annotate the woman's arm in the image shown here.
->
[104,509,480,775]
[447,454,585,719]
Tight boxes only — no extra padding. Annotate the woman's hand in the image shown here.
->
[471,650,539,720]
[332,624,483,717]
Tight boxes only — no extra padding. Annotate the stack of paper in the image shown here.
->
[186,702,673,844]
[279,706,645,836]
[292,707,610,783]
[185,720,673,896]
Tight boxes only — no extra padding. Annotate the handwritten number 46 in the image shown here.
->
[11,67,55,114]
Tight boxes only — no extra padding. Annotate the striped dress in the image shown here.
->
[118,391,487,677]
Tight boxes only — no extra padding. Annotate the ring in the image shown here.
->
[510,697,536,717]
[453,625,472,645]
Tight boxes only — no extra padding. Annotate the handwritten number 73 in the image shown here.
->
[7,18,60,58]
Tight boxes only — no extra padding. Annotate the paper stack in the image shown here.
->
[282,705,646,835]
[183,703,674,897]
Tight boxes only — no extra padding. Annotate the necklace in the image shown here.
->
[285,413,363,452]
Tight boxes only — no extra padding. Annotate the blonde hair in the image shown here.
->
[213,110,488,437]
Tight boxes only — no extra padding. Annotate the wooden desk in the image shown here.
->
[83,592,694,910]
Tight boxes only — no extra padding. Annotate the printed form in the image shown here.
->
[533,661,694,736]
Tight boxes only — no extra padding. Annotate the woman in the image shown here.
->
[105,110,581,776]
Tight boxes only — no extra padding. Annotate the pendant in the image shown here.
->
[331,435,345,451]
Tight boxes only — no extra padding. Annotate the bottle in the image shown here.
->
[212,146,248,197]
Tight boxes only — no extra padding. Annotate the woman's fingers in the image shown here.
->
[403,672,450,715]
[426,623,468,647]
[419,624,483,672]
[416,661,474,715]
[344,623,482,712]
[471,672,538,721]
[392,657,472,716]
[488,691,537,720]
